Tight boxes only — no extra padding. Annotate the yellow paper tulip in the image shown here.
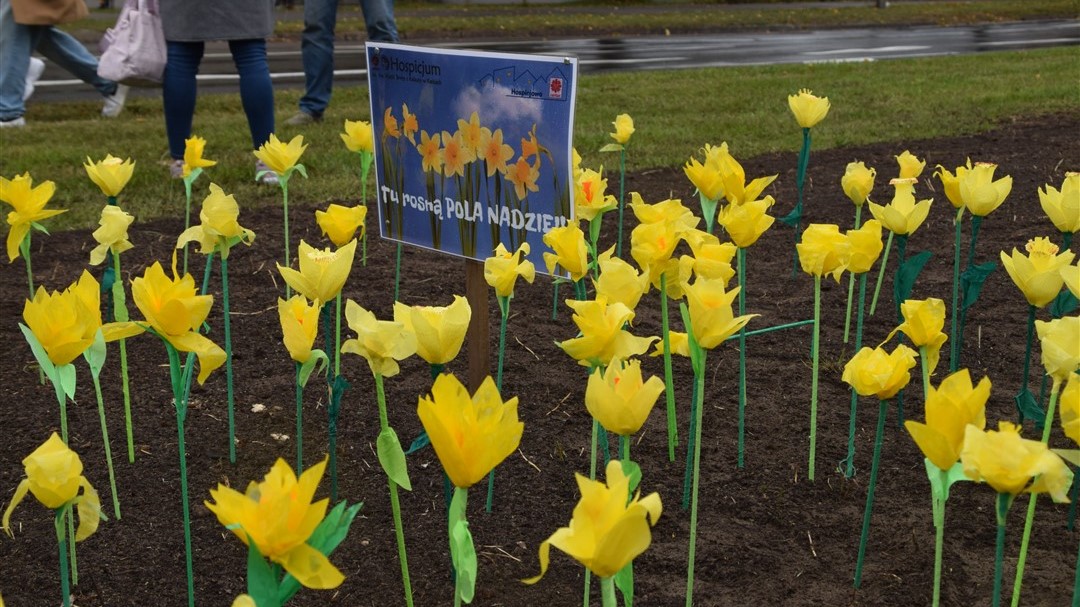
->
[341,300,417,377]
[22,271,102,366]
[278,239,356,305]
[628,192,698,229]
[842,344,918,400]
[1000,237,1076,308]
[84,154,134,197]
[1,172,65,262]
[885,298,948,373]
[630,219,682,284]
[340,119,375,154]
[542,224,589,281]
[393,295,471,366]
[718,196,776,249]
[895,150,926,179]
[704,143,777,207]
[610,113,634,145]
[182,136,217,177]
[1060,373,1080,446]
[524,460,661,582]
[575,167,618,223]
[650,330,690,358]
[843,219,883,275]
[1035,316,1080,384]
[594,246,649,310]
[417,373,523,488]
[1063,260,1080,299]
[683,229,736,284]
[315,203,367,248]
[842,161,876,207]
[868,177,932,236]
[1039,173,1080,234]
[788,88,830,129]
[797,223,849,281]
[683,277,756,349]
[485,242,535,298]
[3,433,101,541]
[89,204,134,266]
[254,133,307,176]
[176,183,255,259]
[559,298,657,368]
[206,457,344,590]
[683,156,724,202]
[934,159,972,210]
[904,369,990,471]
[231,595,257,607]
[653,255,697,300]
[585,360,665,436]
[961,422,1073,501]
[959,162,1012,217]
[278,295,320,364]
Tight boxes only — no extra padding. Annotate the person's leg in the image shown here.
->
[0,0,32,122]
[162,40,204,160]
[359,0,398,43]
[228,39,274,150]
[296,0,338,119]
[33,26,118,97]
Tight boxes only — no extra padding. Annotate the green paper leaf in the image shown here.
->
[1053,448,1080,468]
[598,143,624,153]
[278,501,362,604]
[405,430,430,455]
[83,329,107,378]
[184,167,204,186]
[19,323,59,385]
[377,426,412,491]
[110,275,130,322]
[925,459,969,505]
[614,560,635,607]
[291,164,309,180]
[1015,389,1045,431]
[894,251,932,305]
[58,363,76,400]
[297,350,329,388]
[678,303,705,375]
[450,518,477,604]
[30,220,52,235]
[960,261,997,313]
[697,191,718,233]
[246,537,281,607]
[620,460,642,496]
[1050,289,1079,318]
[328,374,350,421]
[777,201,802,229]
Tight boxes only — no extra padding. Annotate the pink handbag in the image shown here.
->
[97,0,166,87]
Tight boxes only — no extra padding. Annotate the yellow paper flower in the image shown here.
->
[705,143,776,207]
[842,161,876,207]
[559,298,657,368]
[254,133,307,176]
[1058,373,1080,446]
[630,219,683,284]
[484,242,535,298]
[22,271,103,366]
[89,204,134,266]
[393,295,471,366]
[787,88,830,128]
[594,246,650,311]
[3,433,101,541]
[176,183,255,259]
[653,255,697,300]
[543,223,589,281]
[231,595,256,607]
[84,154,134,197]
[934,159,972,210]
[340,119,374,154]
[206,457,344,590]
[278,295,320,364]
[585,360,665,436]
[182,136,217,177]
[959,162,1012,217]
[575,167,618,223]
[1,172,65,262]
[683,277,756,349]
[961,422,1073,501]
[316,203,367,248]
[683,155,724,202]
[1035,316,1080,384]
[867,177,932,236]
[683,229,736,284]
[843,219,883,275]
[717,196,776,248]
[842,344,918,400]
[885,298,948,374]
[650,330,690,358]
[341,300,416,377]
[418,373,523,489]
[895,150,926,180]
[1063,260,1080,299]
[1000,237,1076,308]
[610,113,635,145]
[524,460,661,582]
[904,369,990,471]
[278,239,356,305]
[1040,173,1080,234]
[797,223,849,281]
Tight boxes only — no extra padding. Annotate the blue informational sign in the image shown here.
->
[366,42,578,272]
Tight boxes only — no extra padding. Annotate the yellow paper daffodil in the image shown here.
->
[543,223,590,281]
[705,143,777,207]
[1060,373,1080,446]
[254,133,307,176]
[797,223,849,281]
[1039,173,1080,234]
[904,369,990,471]
[89,204,134,266]
[182,136,217,178]
[278,295,320,364]
[278,239,356,305]
[341,300,417,377]
[84,154,134,197]
[393,295,471,366]
[1,172,65,262]
[934,159,972,210]
[653,255,697,300]
[1000,237,1076,308]
[1063,260,1080,299]
[650,330,690,358]
[959,162,1012,218]
[341,119,374,154]
[1035,316,1080,384]
[843,219,883,275]
[842,161,876,207]
[585,360,665,436]
[961,422,1073,501]
[206,457,344,589]
[525,460,661,582]
[559,298,657,368]
[417,373,523,489]
[484,242,535,298]
[868,177,932,236]
[718,196,776,249]
[683,155,724,202]
[842,344,918,400]
[176,183,255,259]
[593,246,650,310]
[895,150,926,180]
[3,433,101,541]
[628,193,698,229]
[315,203,367,248]
[22,271,102,366]
[575,167,618,223]
[788,89,830,129]
[683,229,736,284]
[885,298,948,373]
[630,219,684,284]
[682,277,756,349]
[610,113,634,145]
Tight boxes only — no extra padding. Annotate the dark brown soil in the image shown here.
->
[2,112,1077,607]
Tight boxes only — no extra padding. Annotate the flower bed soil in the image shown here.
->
[1,112,1077,606]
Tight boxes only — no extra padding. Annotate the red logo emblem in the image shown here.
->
[549,77,563,99]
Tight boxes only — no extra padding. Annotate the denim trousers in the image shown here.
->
[0,0,117,121]
[298,0,398,117]
[163,39,275,159]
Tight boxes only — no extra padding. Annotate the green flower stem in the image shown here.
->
[1072,531,1080,607]
[22,236,45,385]
[808,275,822,481]
[932,491,946,607]
[994,493,1013,607]
[844,273,869,478]
[179,252,216,408]
[602,575,618,607]
[948,207,964,373]
[621,434,630,462]
[725,319,815,340]
[281,179,292,298]
[843,205,864,343]
[853,399,888,588]
[452,487,468,607]
[1015,304,1037,424]
[790,127,811,277]
[182,176,194,276]
[682,375,698,510]
[48,370,79,582]
[893,235,908,426]
[91,369,120,519]
[616,147,627,258]
[869,230,895,316]
[955,215,985,371]
[67,497,77,585]
[486,296,510,513]
[737,247,748,468]
[360,151,372,267]
[1010,379,1063,607]
[221,255,236,464]
[296,363,304,473]
[113,253,135,463]
[394,243,403,302]
[375,373,414,607]
[685,348,707,607]
[334,292,342,377]
[660,273,677,462]
[55,507,71,607]
[584,414,600,607]
[166,344,196,607]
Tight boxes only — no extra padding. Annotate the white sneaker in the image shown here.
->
[23,57,45,102]
[169,158,184,179]
[101,84,129,118]
[255,160,279,185]
[0,117,26,128]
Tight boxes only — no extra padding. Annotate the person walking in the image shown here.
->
[160,0,279,183]
[284,0,398,125]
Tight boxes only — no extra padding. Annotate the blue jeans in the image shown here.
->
[0,0,117,121]
[298,0,398,117]
[163,39,275,159]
